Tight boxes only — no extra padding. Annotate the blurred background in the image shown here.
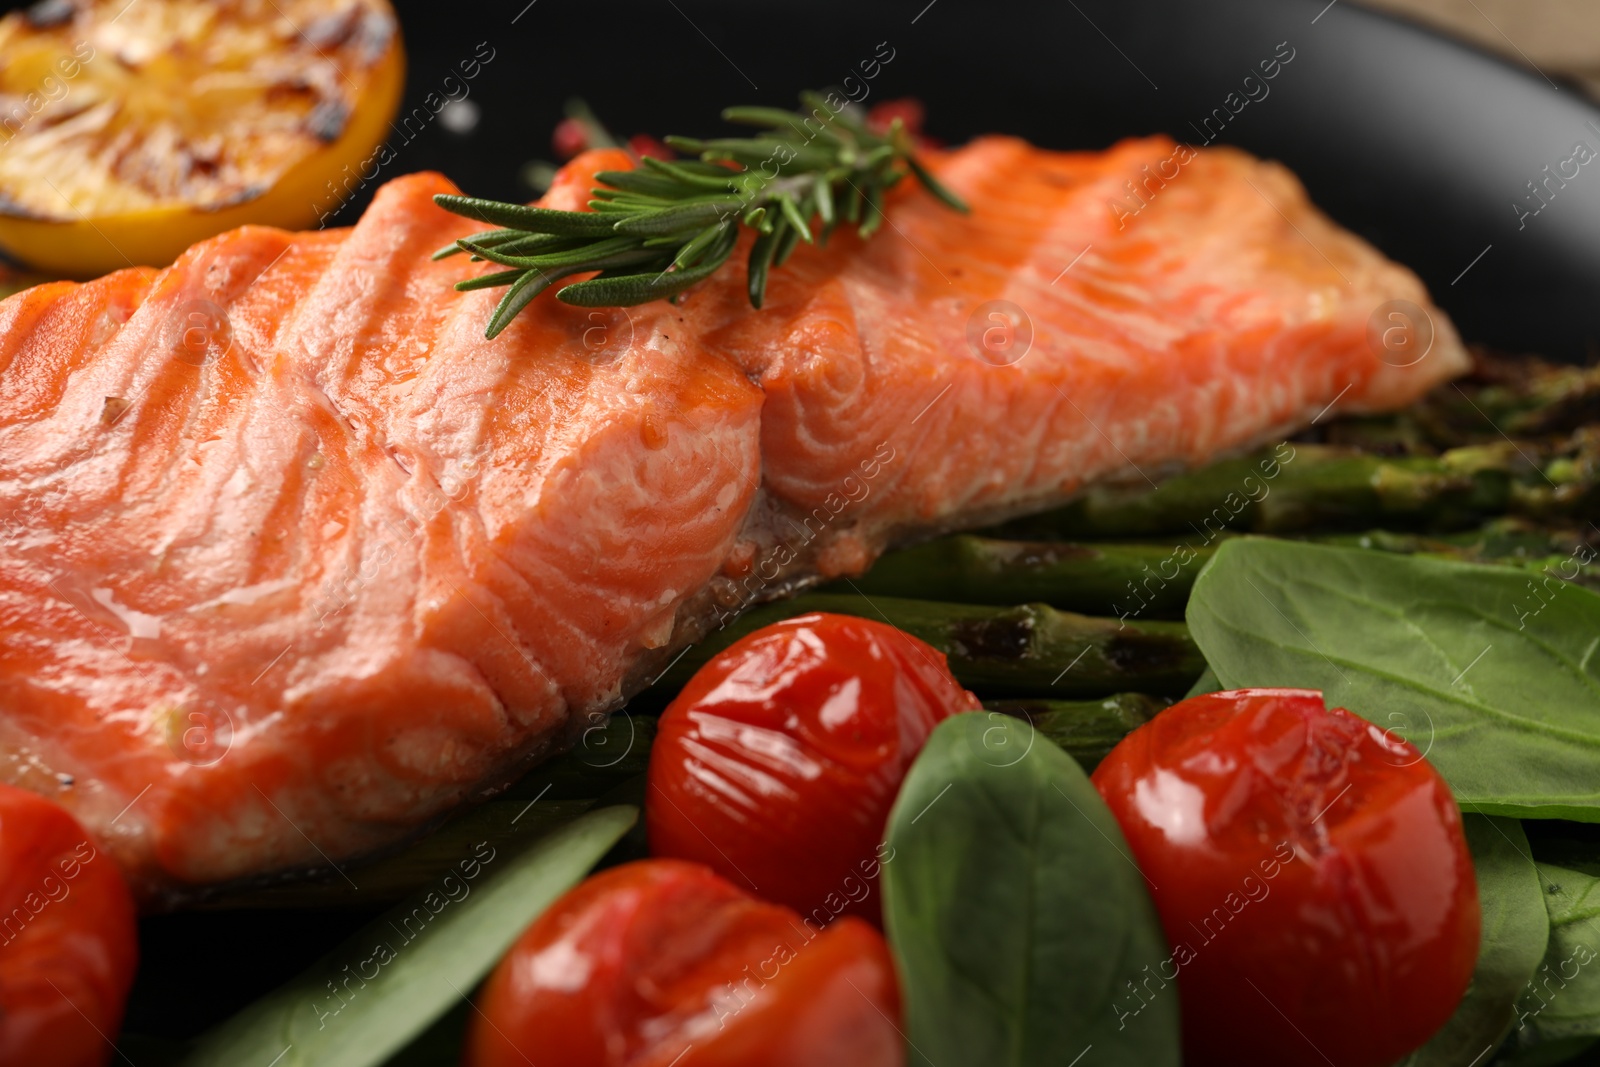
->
[1364,0,1600,100]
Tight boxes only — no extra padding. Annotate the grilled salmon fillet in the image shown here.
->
[0,135,1467,901]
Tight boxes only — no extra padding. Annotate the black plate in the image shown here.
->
[98,0,1600,1049]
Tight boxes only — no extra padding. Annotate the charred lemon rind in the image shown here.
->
[0,0,406,278]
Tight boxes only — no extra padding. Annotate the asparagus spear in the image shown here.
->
[1312,351,1600,452]
[1012,353,1600,540]
[996,441,1595,540]
[653,592,1205,699]
[1318,522,1600,590]
[984,693,1168,770]
[847,520,1598,617]
[841,535,1206,618]
[1407,351,1600,443]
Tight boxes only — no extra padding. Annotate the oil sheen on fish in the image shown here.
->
[0,136,1467,902]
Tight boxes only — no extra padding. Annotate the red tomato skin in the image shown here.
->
[463,859,903,1067]
[646,613,980,925]
[0,783,138,1067]
[864,99,941,150]
[551,117,590,161]
[1091,689,1479,1067]
[627,134,673,161]
[866,98,926,136]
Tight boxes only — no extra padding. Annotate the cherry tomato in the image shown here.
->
[464,859,903,1067]
[1091,688,1479,1067]
[551,116,591,161]
[646,613,979,925]
[627,133,673,161]
[0,783,138,1067]
[866,98,926,137]
[865,98,942,150]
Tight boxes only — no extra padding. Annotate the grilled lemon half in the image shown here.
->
[0,0,403,277]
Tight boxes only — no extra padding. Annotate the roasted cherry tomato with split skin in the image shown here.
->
[647,613,980,926]
[464,859,904,1067]
[0,783,138,1067]
[1091,688,1479,1067]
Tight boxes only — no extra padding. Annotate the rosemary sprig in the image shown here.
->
[434,92,967,338]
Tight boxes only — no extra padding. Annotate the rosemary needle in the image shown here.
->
[434,92,967,339]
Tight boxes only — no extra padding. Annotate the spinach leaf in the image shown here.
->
[181,805,637,1067]
[1495,854,1600,1065]
[1397,817,1548,1067]
[882,712,1180,1066]
[1186,539,1600,821]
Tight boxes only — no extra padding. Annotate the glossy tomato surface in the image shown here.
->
[0,783,138,1067]
[1091,688,1478,1067]
[464,858,903,1067]
[646,612,979,925]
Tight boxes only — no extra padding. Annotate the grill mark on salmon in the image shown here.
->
[0,135,1467,902]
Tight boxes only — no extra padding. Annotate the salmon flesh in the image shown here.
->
[0,137,1467,901]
